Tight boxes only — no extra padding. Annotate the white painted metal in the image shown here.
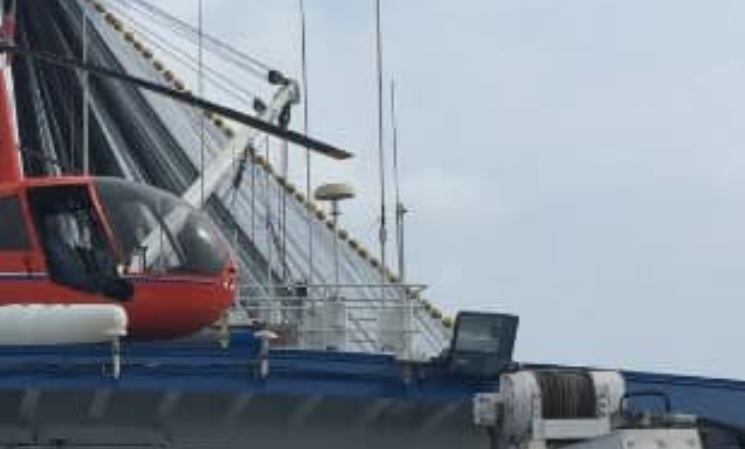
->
[324,297,346,350]
[314,183,354,288]
[533,419,612,442]
[590,371,626,419]
[243,283,428,357]
[471,370,704,449]
[500,370,541,440]
[298,296,347,351]
[499,370,625,442]
[182,82,299,208]
[566,428,703,449]
[314,183,355,202]
[0,304,127,345]
[473,392,501,427]
[378,296,408,355]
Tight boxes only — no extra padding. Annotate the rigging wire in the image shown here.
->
[299,0,314,284]
[103,0,272,79]
[143,31,258,103]
[100,1,263,104]
[198,0,205,207]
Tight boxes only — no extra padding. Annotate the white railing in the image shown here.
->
[231,283,443,360]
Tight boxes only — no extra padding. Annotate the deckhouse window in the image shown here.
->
[0,196,31,250]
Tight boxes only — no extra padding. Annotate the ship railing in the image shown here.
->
[231,282,444,360]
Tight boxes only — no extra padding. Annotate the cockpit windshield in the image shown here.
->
[95,178,230,276]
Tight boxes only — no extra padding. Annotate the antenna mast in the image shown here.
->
[391,81,406,283]
[375,0,387,286]
[299,0,314,283]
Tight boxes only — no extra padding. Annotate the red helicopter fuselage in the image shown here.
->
[0,20,237,340]
[0,177,238,340]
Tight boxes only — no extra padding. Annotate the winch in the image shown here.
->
[472,368,741,449]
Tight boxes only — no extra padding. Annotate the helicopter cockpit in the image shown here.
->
[93,178,229,277]
[22,177,231,303]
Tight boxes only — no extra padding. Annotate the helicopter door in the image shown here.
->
[0,194,34,272]
[27,185,133,301]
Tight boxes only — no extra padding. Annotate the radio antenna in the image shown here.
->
[299,0,314,283]
[390,81,406,283]
[375,0,387,286]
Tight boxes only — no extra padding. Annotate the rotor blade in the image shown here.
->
[0,44,353,160]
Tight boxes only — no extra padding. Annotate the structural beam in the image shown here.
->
[288,395,323,427]
[355,398,393,429]
[17,389,41,423]
[156,391,182,422]
[223,393,253,424]
[88,389,113,420]
[181,82,299,208]
[419,403,461,434]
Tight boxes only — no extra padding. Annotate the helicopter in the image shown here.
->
[0,11,352,343]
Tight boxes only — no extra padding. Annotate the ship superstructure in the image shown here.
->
[0,2,742,449]
[13,0,449,358]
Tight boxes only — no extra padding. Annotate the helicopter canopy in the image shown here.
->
[94,178,229,276]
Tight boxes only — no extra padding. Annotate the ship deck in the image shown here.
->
[0,330,739,449]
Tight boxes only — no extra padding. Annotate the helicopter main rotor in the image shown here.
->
[0,43,353,161]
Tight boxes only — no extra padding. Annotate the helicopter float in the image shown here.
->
[0,4,351,347]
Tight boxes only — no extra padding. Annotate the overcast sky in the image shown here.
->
[145,0,745,380]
